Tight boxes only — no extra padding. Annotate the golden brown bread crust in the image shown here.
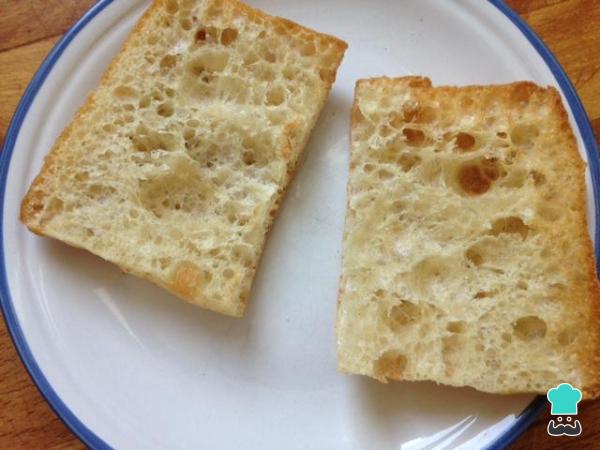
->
[339,76,600,398]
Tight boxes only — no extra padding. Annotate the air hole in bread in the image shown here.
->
[473,290,492,299]
[267,110,286,126]
[244,52,259,66]
[102,124,115,133]
[132,130,176,152]
[152,90,164,101]
[160,54,177,71]
[513,316,547,341]
[195,29,207,43]
[374,350,407,379]
[490,216,529,240]
[447,321,466,333]
[140,174,208,218]
[457,164,491,195]
[188,51,229,76]
[157,101,174,117]
[220,28,238,46]
[147,34,159,45]
[401,101,420,122]
[256,64,276,82]
[282,66,296,80]
[139,96,151,109]
[511,124,539,147]
[456,158,503,196]
[263,50,277,63]
[319,69,335,83]
[266,86,285,106]
[557,328,578,346]
[402,128,425,146]
[363,163,374,173]
[465,247,484,267]
[165,0,179,14]
[455,132,476,151]
[517,280,528,290]
[412,258,450,292]
[397,153,421,172]
[388,301,422,329]
[530,170,546,186]
[114,85,138,103]
[378,169,393,180]
[183,128,195,141]
[497,131,507,139]
[388,113,404,129]
[180,18,192,31]
[242,151,255,165]
[232,244,251,262]
[391,200,404,213]
[223,268,235,279]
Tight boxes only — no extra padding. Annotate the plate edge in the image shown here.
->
[0,1,597,450]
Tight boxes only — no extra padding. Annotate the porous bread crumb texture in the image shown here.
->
[20,0,347,317]
[337,77,600,398]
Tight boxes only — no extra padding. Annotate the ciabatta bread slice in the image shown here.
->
[337,76,600,398]
[20,0,347,317]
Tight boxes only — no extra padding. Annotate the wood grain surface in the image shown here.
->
[0,0,599,449]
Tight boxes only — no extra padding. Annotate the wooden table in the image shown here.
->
[1,0,599,448]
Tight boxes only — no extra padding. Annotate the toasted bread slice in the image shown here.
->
[337,76,600,398]
[20,0,347,317]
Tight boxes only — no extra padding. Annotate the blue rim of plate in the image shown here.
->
[0,1,596,449]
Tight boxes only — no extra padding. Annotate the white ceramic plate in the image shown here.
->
[2,1,599,449]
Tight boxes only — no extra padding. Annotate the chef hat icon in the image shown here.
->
[547,383,582,415]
